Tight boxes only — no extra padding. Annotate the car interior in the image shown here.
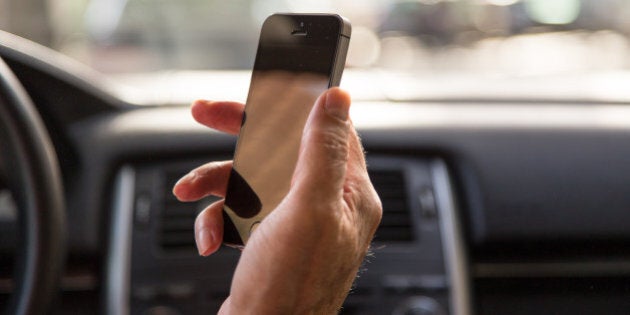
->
[1,1,630,314]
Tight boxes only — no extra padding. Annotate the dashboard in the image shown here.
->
[1,31,630,314]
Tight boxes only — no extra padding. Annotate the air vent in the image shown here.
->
[158,167,414,252]
[369,169,414,242]
[159,171,218,253]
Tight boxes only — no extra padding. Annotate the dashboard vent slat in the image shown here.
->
[158,167,415,254]
[159,201,199,252]
[158,170,219,253]
[369,169,414,243]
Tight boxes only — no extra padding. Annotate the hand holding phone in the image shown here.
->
[173,16,382,310]
[223,14,351,246]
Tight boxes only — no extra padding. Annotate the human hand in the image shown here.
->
[173,87,382,314]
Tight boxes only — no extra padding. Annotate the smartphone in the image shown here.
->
[222,13,351,247]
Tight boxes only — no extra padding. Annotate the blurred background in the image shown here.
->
[1,0,630,100]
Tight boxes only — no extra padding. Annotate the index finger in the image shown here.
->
[191,100,245,135]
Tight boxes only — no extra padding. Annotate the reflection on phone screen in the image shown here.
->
[224,72,328,244]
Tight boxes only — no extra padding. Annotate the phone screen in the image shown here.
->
[223,14,350,246]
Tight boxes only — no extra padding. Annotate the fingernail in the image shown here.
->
[175,171,196,187]
[173,174,192,200]
[193,99,213,106]
[174,176,187,187]
[196,227,212,256]
[325,91,349,121]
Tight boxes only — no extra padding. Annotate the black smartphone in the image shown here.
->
[222,13,351,247]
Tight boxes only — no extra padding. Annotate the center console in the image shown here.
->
[106,156,470,315]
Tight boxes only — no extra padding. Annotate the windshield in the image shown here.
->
[2,0,630,102]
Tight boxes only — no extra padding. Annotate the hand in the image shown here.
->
[173,88,382,314]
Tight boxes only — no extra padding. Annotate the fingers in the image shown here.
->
[173,160,233,201]
[174,161,232,256]
[195,200,225,256]
[292,88,352,202]
[218,296,232,315]
[191,100,244,135]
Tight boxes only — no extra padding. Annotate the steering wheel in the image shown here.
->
[0,57,66,314]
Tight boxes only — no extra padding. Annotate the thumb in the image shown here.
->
[292,87,352,201]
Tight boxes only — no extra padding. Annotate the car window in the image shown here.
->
[2,0,630,101]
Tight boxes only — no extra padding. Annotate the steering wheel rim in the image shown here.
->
[0,57,65,314]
